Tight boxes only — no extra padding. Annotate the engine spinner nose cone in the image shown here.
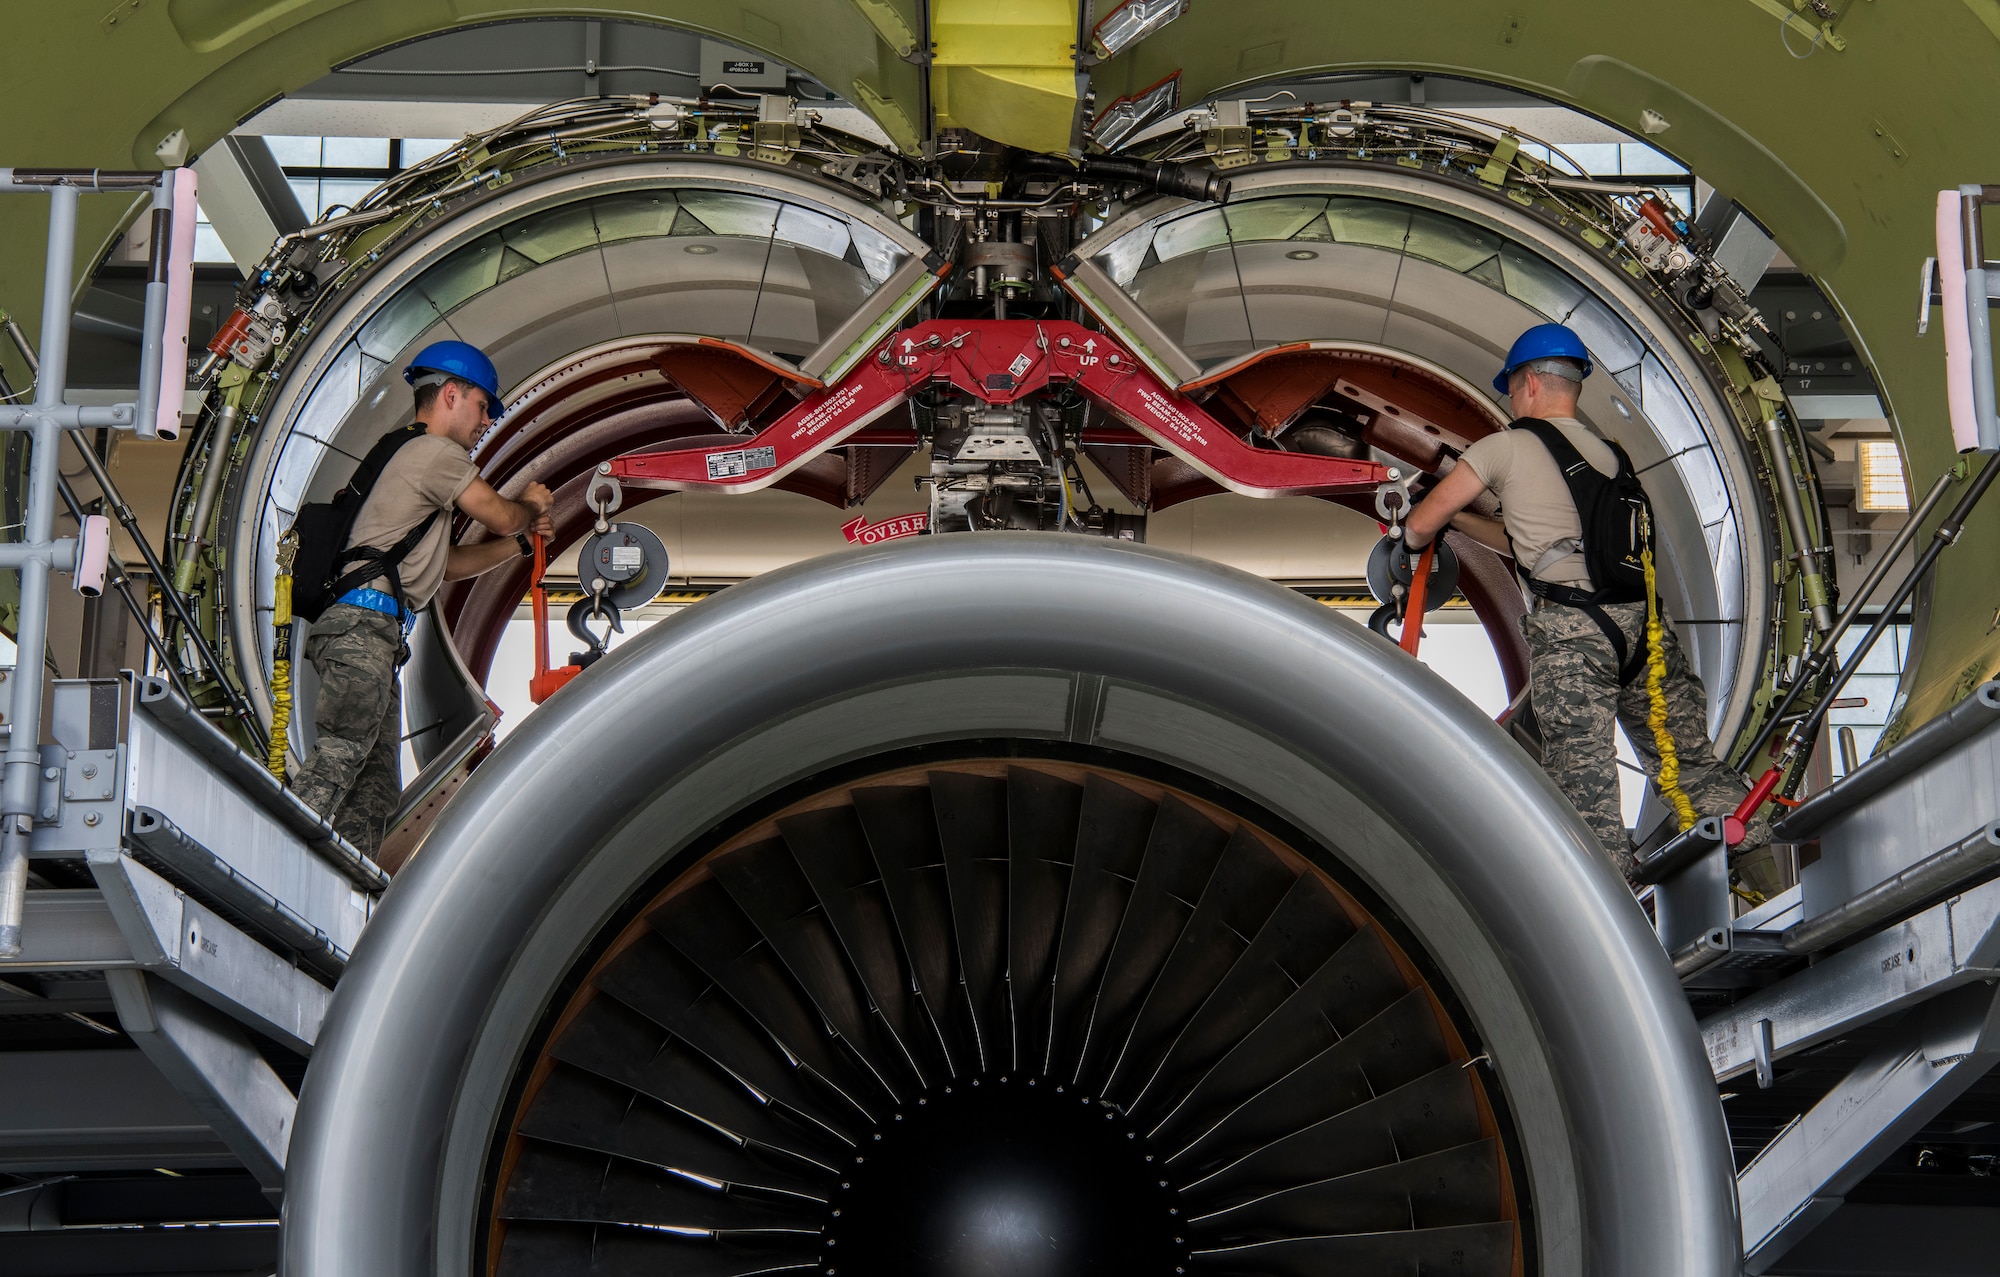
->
[831,1076,1183,1276]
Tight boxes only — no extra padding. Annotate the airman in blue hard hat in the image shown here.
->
[290,341,555,858]
[1397,322,1772,891]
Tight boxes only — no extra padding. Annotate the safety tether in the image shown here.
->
[1639,510,1697,832]
[267,533,297,780]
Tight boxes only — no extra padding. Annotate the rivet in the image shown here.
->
[84,812,99,827]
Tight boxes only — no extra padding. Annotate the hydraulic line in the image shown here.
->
[1757,393,1834,632]
[174,378,244,594]
[1009,153,1230,203]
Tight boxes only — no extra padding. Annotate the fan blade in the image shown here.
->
[497,1221,822,1277]
[929,770,1011,1071]
[518,1064,830,1201]
[1148,928,1406,1155]
[1045,773,1157,1080]
[709,839,904,1108]
[1168,989,1452,1176]
[1074,795,1229,1089]
[654,878,890,1118]
[1005,767,1082,1074]
[1128,873,1357,1119]
[852,784,970,1073]
[781,806,937,1088]
[1183,1063,1484,1209]
[1189,1220,1516,1276]
[595,931,863,1144]
[501,1142,820,1234]
[549,996,844,1168]
[1189,1138,1503,1240]
[1103,827,1296,1106]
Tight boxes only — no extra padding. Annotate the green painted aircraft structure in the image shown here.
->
[0,0,1995,733]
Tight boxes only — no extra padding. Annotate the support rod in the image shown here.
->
[64,429,250,724]
[1783,822,2000,955]
[1791,451,2000,753]
[53,465,196,705]
[0,183,79,957]
[1743,465,1959,761]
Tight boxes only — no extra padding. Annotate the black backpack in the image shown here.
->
[288,423,441,623]
[1513,418,1655,684]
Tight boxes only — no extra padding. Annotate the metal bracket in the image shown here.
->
[105,968,295,1191]
[90,849,330,1053]
[1738,982,2000,1271]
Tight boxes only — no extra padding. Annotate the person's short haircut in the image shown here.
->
[412,373,482,414]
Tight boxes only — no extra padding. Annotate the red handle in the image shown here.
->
[528,533,581,704]
[531,533,550,682]
[1725,766,1785,846]
[1399,543,1436,657]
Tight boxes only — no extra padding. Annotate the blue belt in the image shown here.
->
[334,588,416,635]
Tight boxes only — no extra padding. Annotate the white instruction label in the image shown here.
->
[705,445,777,480]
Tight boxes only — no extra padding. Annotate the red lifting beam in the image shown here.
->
[607,320,1390,500]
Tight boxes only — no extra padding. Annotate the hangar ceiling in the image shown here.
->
[0,0,1996,726]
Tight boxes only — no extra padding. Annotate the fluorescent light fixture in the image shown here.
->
[1856,440,1910,513]
[1093,74,1180,150]
[1092,0,1191,58]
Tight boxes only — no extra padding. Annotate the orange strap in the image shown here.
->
[1399,542,1436,657]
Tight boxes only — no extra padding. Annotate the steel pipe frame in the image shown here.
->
[0,169,193,953]
[287,536,1740,1276]
[0,183,83,956]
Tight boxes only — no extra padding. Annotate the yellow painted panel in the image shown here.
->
[931,0,1076,66]
[934,64,1076,153]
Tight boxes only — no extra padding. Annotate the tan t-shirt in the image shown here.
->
[1459,416,1618,589]
[343,431,479,612]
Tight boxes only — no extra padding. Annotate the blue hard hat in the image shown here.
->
[403,340,503,414]
[1493,323,1593,394]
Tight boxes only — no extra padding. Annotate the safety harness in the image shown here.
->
[1511,420,1698,833]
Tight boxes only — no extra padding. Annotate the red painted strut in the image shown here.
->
[606,320,1390,500]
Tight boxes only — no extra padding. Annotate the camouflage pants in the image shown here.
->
[292,604,403,858]
[1523,600,1772,883]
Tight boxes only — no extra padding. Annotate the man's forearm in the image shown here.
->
[490,498,535,536]
[1448,511,1512,555]
[444,535,523,582]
